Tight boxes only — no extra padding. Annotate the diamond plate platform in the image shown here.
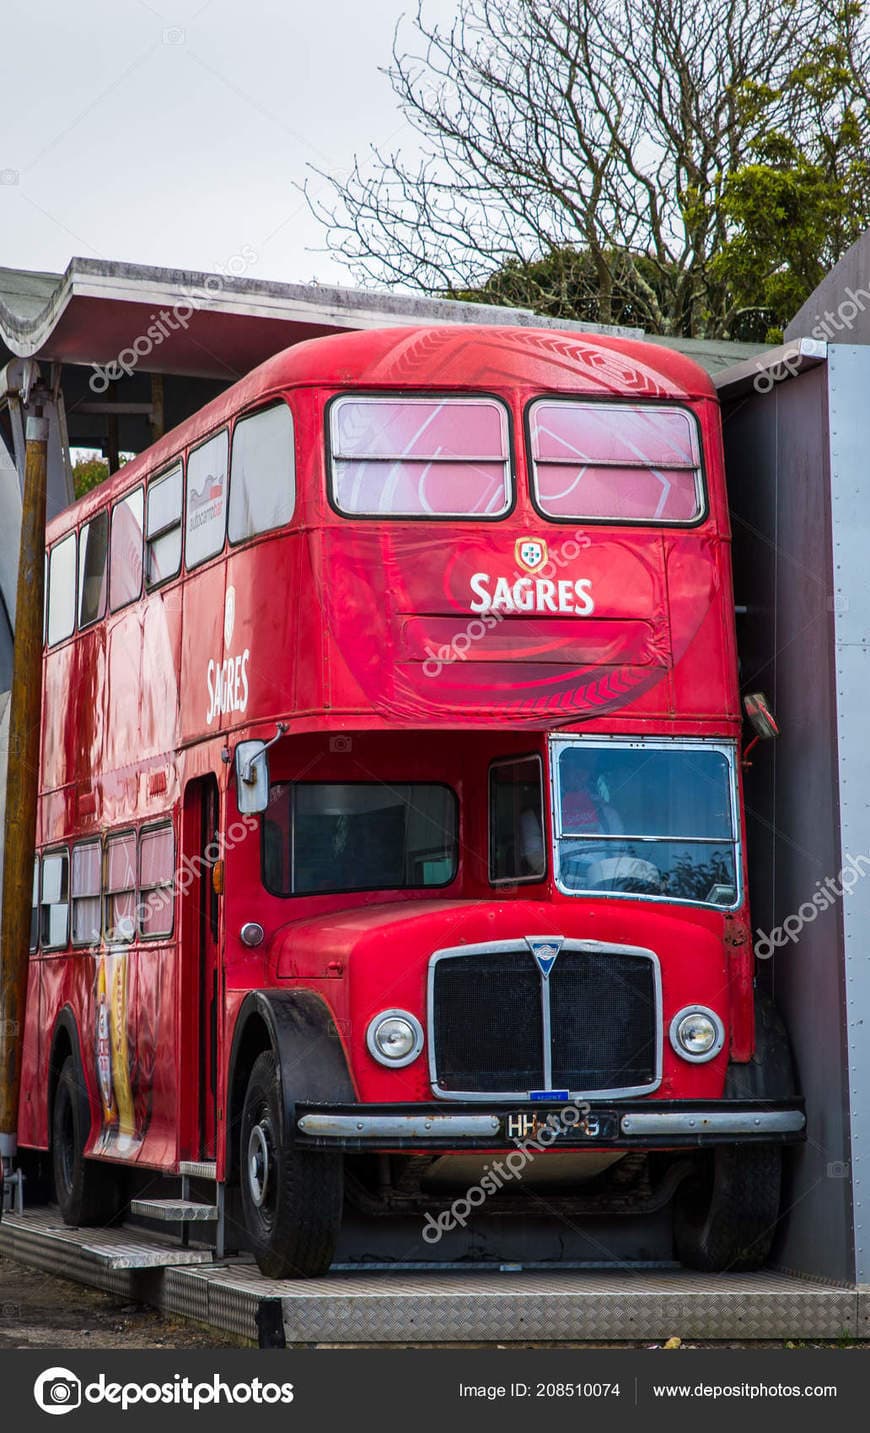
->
[0,1208,860,1345]
[179,1160,218,1180]
[131,1198,219,1221]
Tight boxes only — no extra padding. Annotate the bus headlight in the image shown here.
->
[669,1006,725,1063]
[366,1010,424,1067]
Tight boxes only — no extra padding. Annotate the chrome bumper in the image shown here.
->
[295,1102,806,1147]
[298,1113,501,1139]
[619,1110,805,1136]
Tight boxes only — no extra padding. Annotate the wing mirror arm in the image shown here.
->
[240,723,287,786]
[234,724,288,814]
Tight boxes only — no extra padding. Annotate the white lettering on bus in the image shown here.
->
[206,649,250,725]
[468,572,595,616]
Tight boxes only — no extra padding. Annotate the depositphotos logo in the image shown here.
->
[33,1370,81,1415]
[33,1367,294,1415]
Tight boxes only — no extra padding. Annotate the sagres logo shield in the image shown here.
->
[515,537,548,574]
[525,935,564,978]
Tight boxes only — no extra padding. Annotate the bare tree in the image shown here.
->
[307,0,851,337]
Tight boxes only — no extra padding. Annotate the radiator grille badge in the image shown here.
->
[524,935,564,978]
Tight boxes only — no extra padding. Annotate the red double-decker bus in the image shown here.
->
[16,324,803,1276]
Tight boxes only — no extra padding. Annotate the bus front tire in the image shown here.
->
[672,1142,782,1272]
[239,1049,343,1279]
[51,1055,123,1227]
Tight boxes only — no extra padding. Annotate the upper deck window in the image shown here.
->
[47,533,76,645]
[329,396,512,518]
[186,430,228,567]
[78,512,108,627]
[229,404,295,541]
[528,401,704,524]
[110,488,144,611]
[146,463,183,586]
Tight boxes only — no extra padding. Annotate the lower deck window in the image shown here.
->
[489,756,546,883]
[263,782,457,895]
[40,850,70,948]
[105,832,136,942]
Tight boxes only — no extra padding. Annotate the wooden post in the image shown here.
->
[0,412,48,1156]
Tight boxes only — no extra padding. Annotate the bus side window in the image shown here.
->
[139,823,175,937]
[78,511,109,628]
[40,849,70,949]
[110,488,145,611]
[47,532,77,645]
[30,855,39,953]
[489,756,547,884]
[71,839,102,947]
[105,831,137,943]
[146,464,183,587]
[229,404,295,542]
[186,430,228,568]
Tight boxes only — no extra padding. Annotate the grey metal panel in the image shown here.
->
[714,338,827,400]
[0,1208,212,1273]
[721,358,855,1284]
[786,232,870,345]
[178,1160,218,1179]
[826,345,870,1286]
[276,1270,856,1345]
[0,1210,860,1342]
[130,1199,218,1221]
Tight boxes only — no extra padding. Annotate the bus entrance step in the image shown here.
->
[130,1198,219,1222]
[178,1161,217,1180]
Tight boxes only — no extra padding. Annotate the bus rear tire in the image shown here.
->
[52,1055,123,1227]
[240,1049,343,1279]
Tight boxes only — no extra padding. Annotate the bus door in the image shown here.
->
[181,774,221,1160]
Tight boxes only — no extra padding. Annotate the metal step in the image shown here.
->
[178,1160,217,1180]
[130,1198,218,1222]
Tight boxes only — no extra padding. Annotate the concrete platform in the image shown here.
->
[0,1208,864,1346]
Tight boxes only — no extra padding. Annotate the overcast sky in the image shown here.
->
[0,0,459,289]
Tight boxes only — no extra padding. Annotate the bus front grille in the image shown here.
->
[430,944,659,1099]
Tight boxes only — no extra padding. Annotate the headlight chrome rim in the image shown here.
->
[366,1009,425,1068]
[669,1005,725,1064]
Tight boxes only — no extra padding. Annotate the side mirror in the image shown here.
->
[234,740,270,814]
[743,692,779,741]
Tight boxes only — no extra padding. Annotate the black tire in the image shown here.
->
[673,996,795,1272]
[239,1049,343,1278]
[673,1143,782,1271]
[51,1055,123,1227]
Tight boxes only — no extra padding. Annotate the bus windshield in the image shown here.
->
[263,782,458,895]
[552,740,738,907]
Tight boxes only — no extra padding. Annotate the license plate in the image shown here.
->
[503,1109,618,1142]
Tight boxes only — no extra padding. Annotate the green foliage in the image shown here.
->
[72,455,110,499]
[452,247,680,328]
[443,1,870,338]
[713,12,870,341]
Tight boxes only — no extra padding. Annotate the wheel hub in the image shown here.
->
[247,1122,272,1208]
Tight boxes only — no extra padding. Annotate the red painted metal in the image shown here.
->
[17,326,753,1182]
